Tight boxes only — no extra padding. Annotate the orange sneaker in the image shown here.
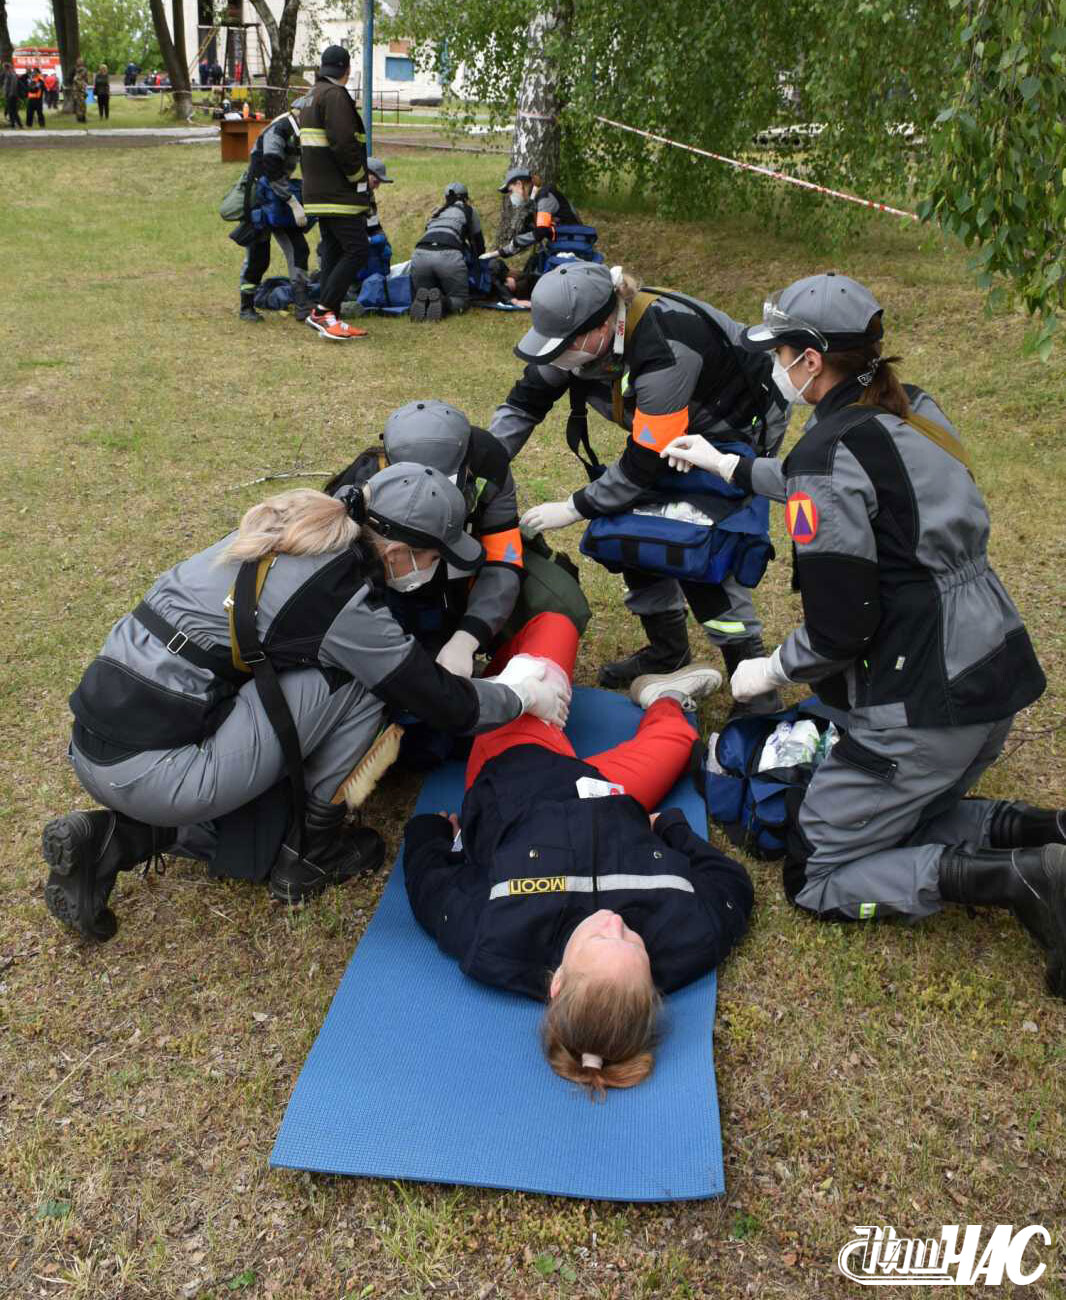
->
[307,308,368,341]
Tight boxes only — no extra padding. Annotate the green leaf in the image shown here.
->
[36,1199,71,1220]
[225,1271,256,1291]
[560,1263,578,1283]
[1020,75,1041,100]
[533,1253,560,1277]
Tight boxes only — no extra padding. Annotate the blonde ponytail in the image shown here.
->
[614,268,643,306]
[221,488,361,564]
[541,971,660,1099]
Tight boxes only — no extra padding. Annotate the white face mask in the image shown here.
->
[385,547,440,593]
[509,190,525,208]
[552,347,603,373]
[772,353,816,405]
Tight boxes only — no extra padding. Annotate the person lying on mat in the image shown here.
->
[42,466,570,943]
[403,612,754,1095]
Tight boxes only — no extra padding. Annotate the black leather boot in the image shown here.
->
[42,810,176,942]
[939,844,1066,997]
[720,636,783,716]
[988,801,1066,849]
[269,796,386,904]
[598,610,691,689]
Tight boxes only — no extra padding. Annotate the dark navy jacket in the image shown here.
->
[404,745,754,999]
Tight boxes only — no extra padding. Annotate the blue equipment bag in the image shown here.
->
[250,177,316,231]
[703,700,847,859]
[536,224,606,275]
[578,440,773,588]
[355,270,412,316]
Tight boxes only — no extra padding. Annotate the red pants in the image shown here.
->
[465,613,696,812]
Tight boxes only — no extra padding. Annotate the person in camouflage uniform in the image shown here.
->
[72,59,88,122]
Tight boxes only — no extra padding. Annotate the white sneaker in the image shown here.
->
[630,663,723,712]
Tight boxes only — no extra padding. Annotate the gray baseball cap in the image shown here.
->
[498,166,532,192]
[514,263,616,363]
[444,181,468,200]
[367,156,393,183]
[741,272,883,353]
[383,400,471,480]
[365,462,481,569]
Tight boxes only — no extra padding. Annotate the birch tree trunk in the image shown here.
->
[249,0,301,117]
[497,0,571,246]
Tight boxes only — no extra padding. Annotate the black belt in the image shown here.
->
[416,238,463,251]
[133,601,247,686]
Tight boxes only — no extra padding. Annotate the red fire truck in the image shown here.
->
[13,46,62,73]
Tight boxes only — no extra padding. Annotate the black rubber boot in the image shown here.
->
[42,810,176,942]
[988,801,1066,849]
[939,844,1066,997]
[410,287,430,322]
[291,277,312,322]
[268,796,386,904]
[597,610,691,689]
[720,636,783,716]
[425,287,444,322]
[239,293,263,323]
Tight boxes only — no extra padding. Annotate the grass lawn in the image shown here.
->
[1,146,1064,1299]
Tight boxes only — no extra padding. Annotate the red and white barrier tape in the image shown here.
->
[594,114,919,222]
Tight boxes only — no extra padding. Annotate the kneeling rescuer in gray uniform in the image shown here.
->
[42,464,570,941]
[663,272,1066,999]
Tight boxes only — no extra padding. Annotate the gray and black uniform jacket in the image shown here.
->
[415,199,485,259]
[325,431,524,648]
[68,537,522,766]
[490,290,787,522]
[499,185,581,257]
[733,378,1046,729]
[248,96,309,200]
[299,76,370,218]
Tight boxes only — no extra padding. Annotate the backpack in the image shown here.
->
[355,271,412,316]
[500,533,591,640]
[702,699,848,859]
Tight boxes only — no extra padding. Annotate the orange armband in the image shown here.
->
[631,407,689,453]
[480,527,524,567]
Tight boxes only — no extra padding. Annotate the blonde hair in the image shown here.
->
[541,971,661,1099]
[615,269,644,305]
[221,488,361,564]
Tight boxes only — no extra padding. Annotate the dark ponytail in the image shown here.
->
[825,320,909,418]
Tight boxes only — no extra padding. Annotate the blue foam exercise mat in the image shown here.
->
[271,687,724,1202]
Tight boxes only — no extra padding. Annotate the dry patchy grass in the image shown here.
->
[0,146,1064,1299]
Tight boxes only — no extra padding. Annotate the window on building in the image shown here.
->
[384,55,415,81]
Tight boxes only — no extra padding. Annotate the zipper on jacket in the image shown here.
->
[590,802,600,908]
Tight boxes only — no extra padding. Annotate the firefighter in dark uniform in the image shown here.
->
[664,271,1066,998]
[403,610,750,1094]
[489,261,790,711]
[41,465,569,942]
[299,45,371,340]
[324,399,526,676]
[410,181,486,321]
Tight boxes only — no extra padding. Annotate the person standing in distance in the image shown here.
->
[662,272,1065,998]
[300,46,371,341]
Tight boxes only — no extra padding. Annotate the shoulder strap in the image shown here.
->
[566,383,603,481]
[847,403,973,474]
[228,554,275,673]
[624,290,660,341]
[231,557,306,855]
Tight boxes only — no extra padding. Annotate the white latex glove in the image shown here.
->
[520,498,581,537]
[479,249,500,260]
[488,654,572,727]
[660,435,740,482]
[730,648,790,702]
[435,629,479,678]
[287,196,308,228]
